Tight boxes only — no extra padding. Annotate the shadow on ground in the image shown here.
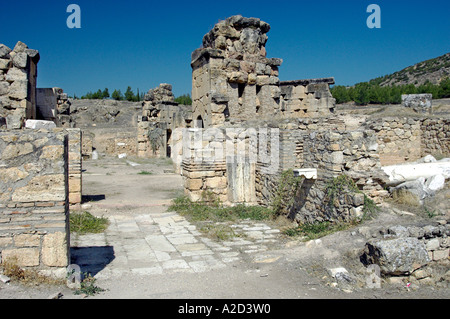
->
[70,246,115,276]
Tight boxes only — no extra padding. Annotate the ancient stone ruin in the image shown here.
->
[191,15,336,128]
[0,41,82,276]
[0,15,448,285]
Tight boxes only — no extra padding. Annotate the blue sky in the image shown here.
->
[1,0,449,98]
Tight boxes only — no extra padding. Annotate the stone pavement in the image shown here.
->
[70,211,282,279]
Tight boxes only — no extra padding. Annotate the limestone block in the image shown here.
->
[14,234,40,247]
[0,237,13,248]
[1,142,34,160]
[12,174,66,202]
[0,81,10,96]
[5,67,27,82]
[205,176,227,189]
[402,94,432,113]
[361,238,430,275]
[40,145,64,160]
[1,248,40,267]
[0,58,11,70]
[42,232,68,267]
[8,80,28,100]
[12,52,29,69]
[432,249,449,261]
[187,178,203,190]
[0,44,12,58]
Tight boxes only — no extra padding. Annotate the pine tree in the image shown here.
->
[124,86,135,101]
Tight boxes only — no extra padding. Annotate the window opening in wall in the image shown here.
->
[166,129,172,158]
[223,105,230,120]
[196,116,204,129]
[238,83,245,98]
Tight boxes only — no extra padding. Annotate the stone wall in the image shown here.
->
[402,94,432,114]
[191,16,335,128]
[66,128,82,205]
[421,118,450,157]
[0,41,40,129]
[138,84,191,161]
[367,118,422,166]
[367,117,450,166]
[181,127,260,204]
[279,78,336,118]
[0,129,69,275]
[255,119,388,224]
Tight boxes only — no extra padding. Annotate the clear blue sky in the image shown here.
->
[1,0,449,98]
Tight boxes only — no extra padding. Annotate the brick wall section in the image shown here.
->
[66,128,82,205]
[0,129,69,274]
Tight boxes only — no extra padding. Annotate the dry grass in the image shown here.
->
[391,189,421,207]
[1,258,65,286]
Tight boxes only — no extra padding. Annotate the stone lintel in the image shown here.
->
[279,77,335,87]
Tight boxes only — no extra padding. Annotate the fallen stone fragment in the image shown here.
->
[0,275,10,283]
[361,237,430,276]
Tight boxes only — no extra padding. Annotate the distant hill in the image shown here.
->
[331,52,450,105]
[368,52,450,87]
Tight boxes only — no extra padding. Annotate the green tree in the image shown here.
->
[174,94,192,105]
[330,86,350,104]
[102,88,110,99]
[439,77,450,98]
[124,86,135,101]
[111,89,123,101]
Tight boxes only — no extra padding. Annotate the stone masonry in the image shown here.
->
[190,15,336,128]
[0,41,40,129]
[0,129,70,275]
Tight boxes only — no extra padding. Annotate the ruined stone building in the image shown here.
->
[180,15,450,225]
[0,15,448,276]
[0,41,82,276]
[190,16,336,128]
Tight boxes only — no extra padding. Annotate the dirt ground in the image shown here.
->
[0,156,448,300]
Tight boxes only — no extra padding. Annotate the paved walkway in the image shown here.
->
[70,211,282,279]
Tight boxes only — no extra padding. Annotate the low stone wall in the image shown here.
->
[421,118,450,157]
[361,223,449,282]
[0,129,69,275]
[255,124,388,224]
[367,118,422,166]
[83,127,137,158]
[367,117,450,166]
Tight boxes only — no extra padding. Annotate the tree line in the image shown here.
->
[77,87,192,105]
[331,77,450,105]
[80,87,144,102]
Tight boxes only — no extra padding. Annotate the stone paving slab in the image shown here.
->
[70,212,283,278]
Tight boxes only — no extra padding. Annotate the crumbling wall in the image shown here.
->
[279,79,336,117]
[421,118,450,157]
[138,84,192,161]
[181,127,259,204]
[191,16,335,128]
[0,41,40,129]
[0,129,70,274]
[367,117,450,166]
[254,118,388,224]
[367,118,422,166]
